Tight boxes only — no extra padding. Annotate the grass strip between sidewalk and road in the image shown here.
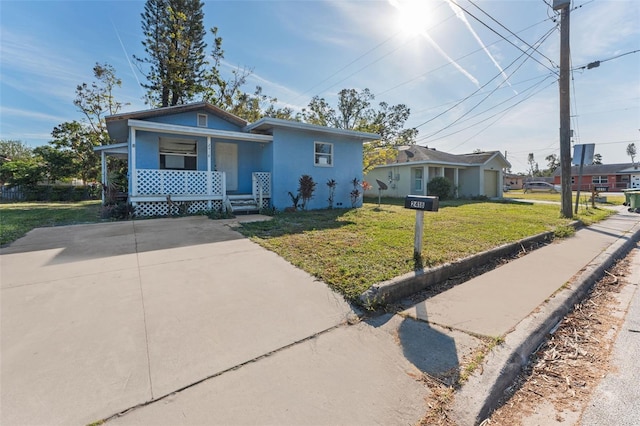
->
[0,201,102,245]
[238,198,614,301]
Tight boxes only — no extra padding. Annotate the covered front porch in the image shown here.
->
[96,118,273,217]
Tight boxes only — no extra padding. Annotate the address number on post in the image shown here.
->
[404,195,439,212]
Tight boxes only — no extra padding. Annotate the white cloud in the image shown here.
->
[571,1,639,61]
[0,106,69,123]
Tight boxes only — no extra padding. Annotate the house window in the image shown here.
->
[159,138,197,170]
[414,168,423,191]
[592,175,608,184]
[314,142,333,166]
[197,114,208,128]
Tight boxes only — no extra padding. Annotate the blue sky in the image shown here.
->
[1,0,638,173]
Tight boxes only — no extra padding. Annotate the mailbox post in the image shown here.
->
[404,195,439,260]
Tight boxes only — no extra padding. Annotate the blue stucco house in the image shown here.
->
[96,102,379,216]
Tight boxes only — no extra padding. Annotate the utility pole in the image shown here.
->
[555,0,573,218]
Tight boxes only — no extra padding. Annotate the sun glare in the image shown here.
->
[390,0,433,37]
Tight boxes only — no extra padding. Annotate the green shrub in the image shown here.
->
[427,177,452,200]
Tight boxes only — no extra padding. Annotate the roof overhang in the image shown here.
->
[94,142,129,158]
[128,119,273,143]
[374,161,470,169]
[244,117,380,141]
[105,102,248,128]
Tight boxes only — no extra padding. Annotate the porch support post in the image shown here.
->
[101,150,107,204]
[454,168,459,198]
[207,136,212,210]
[424,166,430,195]
[130,127,137,197]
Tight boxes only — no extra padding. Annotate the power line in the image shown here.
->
[570,53,581,146]
[412,23,558,134]
[432,77,557,151]
[467,0,559,69]
[410,72,556,116]
[424,75,556,144]
[289,1,450,103]
[572,49,640,71]
[288,32,402,104]
[375,14,556,98]
[447,0,559,75]
[319,12,456,95]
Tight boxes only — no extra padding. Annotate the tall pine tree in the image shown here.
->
[136,0,207,107]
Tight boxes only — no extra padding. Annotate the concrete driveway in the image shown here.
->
[1,216,431,425]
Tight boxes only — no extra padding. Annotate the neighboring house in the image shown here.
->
[503,173,525,190]
[364,145,511,199]
[551,163,638,191]
[96,102,379,216]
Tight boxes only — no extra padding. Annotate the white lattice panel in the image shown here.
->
[137,169,212,195]
[135,201,169,217]
[187,174,207,194]
[187,201,208,214]
[136,170,162,195]
[253,172,271,197]
[211,172,223,195]
[135,200,220,217]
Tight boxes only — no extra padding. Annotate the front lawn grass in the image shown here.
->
[238,199,613,300]
[0,201,102,245]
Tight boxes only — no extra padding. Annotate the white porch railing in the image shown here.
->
[252,172,271,210]
[135,169,225,197]
[131,169,271,216]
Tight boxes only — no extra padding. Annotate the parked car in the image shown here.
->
[523,181,561,193]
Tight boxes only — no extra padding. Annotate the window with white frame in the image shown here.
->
[414,168,423,191]
[159,138,197,170]
[314,142,333,166]
[197,114,208,127]
[592,175,608,184]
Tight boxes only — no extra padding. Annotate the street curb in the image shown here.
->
[450,219,640,425]
[359,231,556,306]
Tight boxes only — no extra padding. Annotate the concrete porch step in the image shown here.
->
[228,196,259,213]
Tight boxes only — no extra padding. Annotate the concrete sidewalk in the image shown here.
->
[447,207,640,424]
[2,208,640,425]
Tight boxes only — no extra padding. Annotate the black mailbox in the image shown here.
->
[404,195,439,212]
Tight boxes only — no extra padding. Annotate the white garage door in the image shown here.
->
[484,170,498,197]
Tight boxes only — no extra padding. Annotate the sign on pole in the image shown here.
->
[572,144,595,166]
[573,143,596,213]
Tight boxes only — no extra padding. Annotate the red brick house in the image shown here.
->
[551,163,640,191]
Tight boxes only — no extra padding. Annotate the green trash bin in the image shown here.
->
[628,192,640,211]
[622,188,636,206]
